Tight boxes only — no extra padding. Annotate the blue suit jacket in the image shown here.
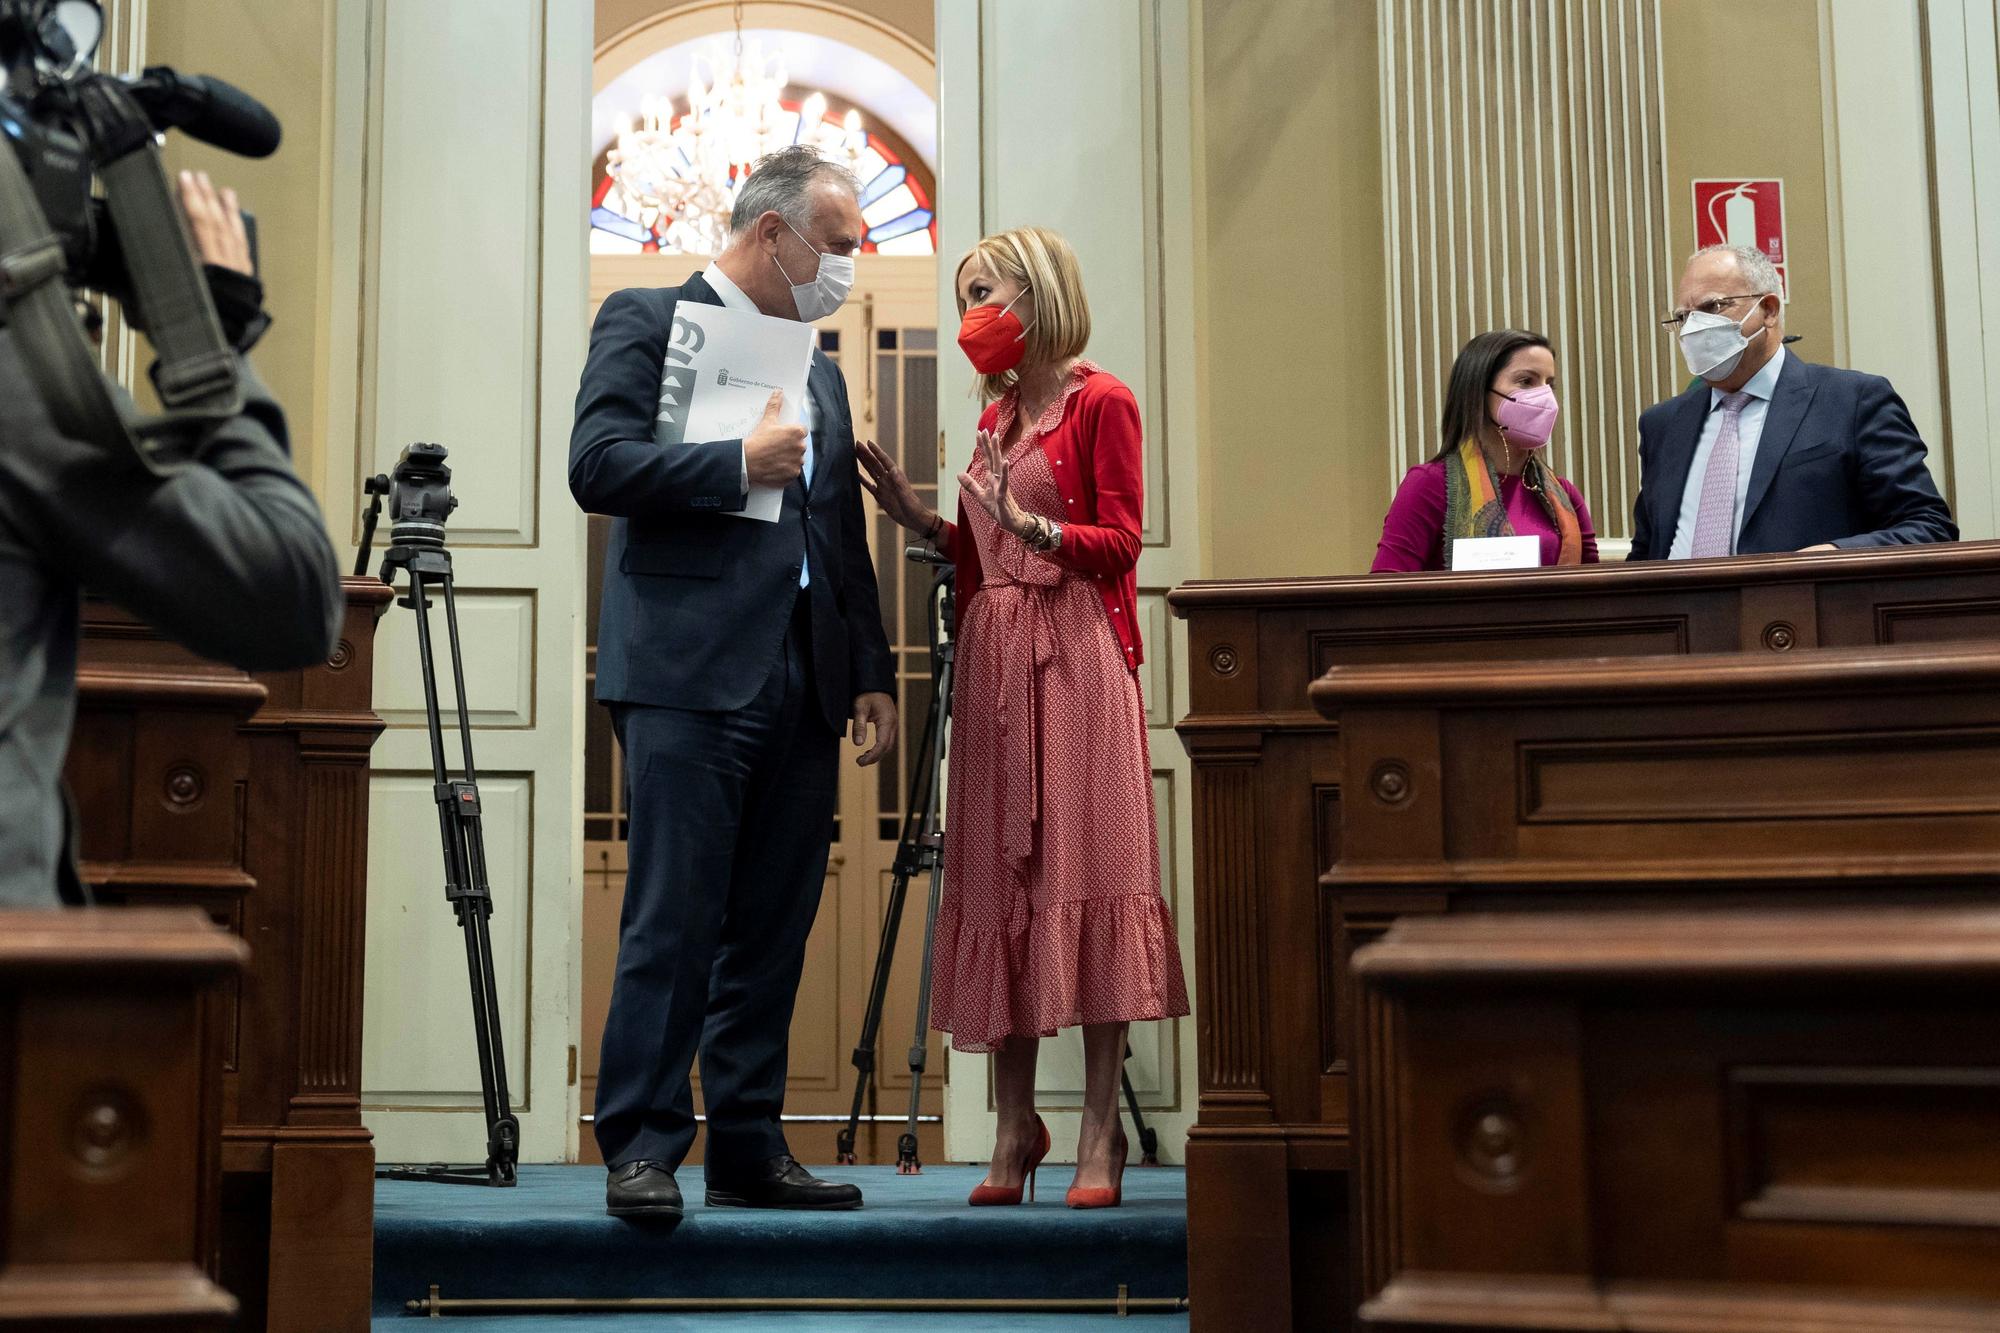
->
[568,273,894,727]
[1628,356,1956,560]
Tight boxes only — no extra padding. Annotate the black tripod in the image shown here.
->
[836,549,955,1172]
[834,546,1161,1171]
[357,454,520,1187]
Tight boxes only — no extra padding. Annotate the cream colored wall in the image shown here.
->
[144,1,341,500]
[1660,1,1835,362]
[1195,0,1381,577]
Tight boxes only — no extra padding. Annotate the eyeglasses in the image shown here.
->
[1660,294,1764,332]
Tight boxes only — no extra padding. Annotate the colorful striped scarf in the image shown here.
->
[1441,437,1583,567]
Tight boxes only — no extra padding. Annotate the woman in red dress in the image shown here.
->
[859,226,1188,1210]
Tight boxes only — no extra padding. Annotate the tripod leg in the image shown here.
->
[436,570,518,1184]
[836,862,912,1165]
[439,575,480,781]
[898,649,953,1175]
[898,851,945,1175]
[1120,1045,1161,1167]
[467,901,519,1181]
[388,562,518,1187]
[837,668,950,1165]
[406,568,453,786]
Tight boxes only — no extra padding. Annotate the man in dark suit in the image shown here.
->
[1629,244,1955,560]
[569,147,897,1222]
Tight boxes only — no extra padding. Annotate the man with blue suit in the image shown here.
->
[1630,244,1955,560]
[569,147,897,1222]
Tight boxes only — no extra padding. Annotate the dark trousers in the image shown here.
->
[596,594,838,1175]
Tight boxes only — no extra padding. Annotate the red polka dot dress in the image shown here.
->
[929,364,1190,1054]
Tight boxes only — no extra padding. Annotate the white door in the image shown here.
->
[935,0,1204,1165]
[327,0,592,1166]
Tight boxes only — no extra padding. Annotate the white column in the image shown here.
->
[1822,0,1950,511]
[1920,0,2000,539]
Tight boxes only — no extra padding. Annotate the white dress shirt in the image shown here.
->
[1667,346,1787,559]
[704,265,816,586]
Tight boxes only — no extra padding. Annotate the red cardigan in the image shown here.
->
[938,365,1146,670]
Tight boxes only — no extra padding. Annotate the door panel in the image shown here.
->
[345,0,591,1166]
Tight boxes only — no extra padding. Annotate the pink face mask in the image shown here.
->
[1490,384,1560,449]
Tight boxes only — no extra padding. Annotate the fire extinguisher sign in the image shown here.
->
[1693,179,1788,301]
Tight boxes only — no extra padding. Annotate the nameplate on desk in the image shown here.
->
[1451,536,1541,571]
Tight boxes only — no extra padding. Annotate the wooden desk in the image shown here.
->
[1353,907,2000,1331]
[68,576,392,1333]
[0,907,247,1331]
[1168,545,2000,1333]
[1311,644,2000,898]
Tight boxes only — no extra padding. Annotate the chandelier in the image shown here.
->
[605,3,867,256]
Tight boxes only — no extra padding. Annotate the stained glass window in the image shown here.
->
[591,94,936,258]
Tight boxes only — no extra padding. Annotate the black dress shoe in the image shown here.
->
[607,1160,684,1222]
[705,1154,863,1210]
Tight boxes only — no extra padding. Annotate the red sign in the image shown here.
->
[1693,179,1788,299]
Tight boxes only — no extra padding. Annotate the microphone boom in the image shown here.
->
[126,67,282,159]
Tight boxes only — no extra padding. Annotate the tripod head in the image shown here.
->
[382,441,457,550]
[355,442,460,592]
[906,542,956,640]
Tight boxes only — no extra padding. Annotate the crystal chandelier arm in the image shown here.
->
[570,291,750,516]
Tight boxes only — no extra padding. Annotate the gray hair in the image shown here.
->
[729,145,860,235]
[1691,243,1783,297]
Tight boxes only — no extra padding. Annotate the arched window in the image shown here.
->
[589,28,937,257]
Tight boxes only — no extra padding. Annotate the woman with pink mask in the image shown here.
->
[1371,329,1600,572]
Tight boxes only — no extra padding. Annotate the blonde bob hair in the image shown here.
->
[953,226,1092,403]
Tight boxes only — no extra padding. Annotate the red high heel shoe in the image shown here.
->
[1066,1129,1128,1210]
[969,1114,1051,1206]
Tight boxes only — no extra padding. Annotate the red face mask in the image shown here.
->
[957,287,1033,374]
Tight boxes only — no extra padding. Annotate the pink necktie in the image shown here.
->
[1689,391,1754,557]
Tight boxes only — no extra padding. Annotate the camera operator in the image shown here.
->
[0,169,344,910]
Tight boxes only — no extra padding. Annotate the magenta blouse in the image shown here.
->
[1370,460,1600,573]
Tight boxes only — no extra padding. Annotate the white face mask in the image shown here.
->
[775,217,854,322]
[1678,303,1766,382]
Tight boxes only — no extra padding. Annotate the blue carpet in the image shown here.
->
[373,1318,1187,1331]
[374,1166,1186,1322]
